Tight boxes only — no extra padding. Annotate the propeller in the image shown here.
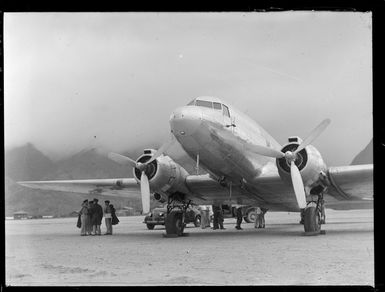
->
[245,119,331,209]
[140,171,150,214]
[107,135,175,214]
[146,135,175,164]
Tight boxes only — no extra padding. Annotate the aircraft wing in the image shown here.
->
[184,164,373,211]
[18,178,140,198]
[18,165,373,211]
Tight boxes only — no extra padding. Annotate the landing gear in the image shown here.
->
[303,194,325,235]
[303,202,321,233]
[164,195,190,237]
[165,211,184,236]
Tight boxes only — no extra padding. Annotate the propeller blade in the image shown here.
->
[146,136,174,164]
[244,143,285,159]
[140,171,151,214]
[108,152,138,167]
[294,118,331,154]
[290,161,307,209]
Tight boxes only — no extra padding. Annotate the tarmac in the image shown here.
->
[5,209,374,286]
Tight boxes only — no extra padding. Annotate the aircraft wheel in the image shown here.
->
[303,204,321,233]
[244,209,256,223]
[165,211,184,236]
[146,224,155,230]
[194,215,201,227]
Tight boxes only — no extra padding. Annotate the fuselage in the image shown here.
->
[169,96,282,184]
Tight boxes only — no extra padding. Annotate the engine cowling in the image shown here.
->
[133,150,190,196]
[276,142,329,195]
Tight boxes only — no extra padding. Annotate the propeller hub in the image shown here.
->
[136,162,147,172]
[284,151,297,163]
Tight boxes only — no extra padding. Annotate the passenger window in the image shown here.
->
[223,104,230,117]
[196,100,213,108]
[213,102,222,110]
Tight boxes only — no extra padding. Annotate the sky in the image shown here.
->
[4,12,372,166]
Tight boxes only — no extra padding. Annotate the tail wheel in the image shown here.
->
[303,203,321,233]
[194,215,201,227]
[165,211,184,236]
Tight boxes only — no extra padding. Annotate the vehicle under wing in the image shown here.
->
[18,178,141,198]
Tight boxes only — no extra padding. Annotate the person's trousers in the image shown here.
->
[93,224,101,235]
[105,218,112,234]
[81,215,87,235]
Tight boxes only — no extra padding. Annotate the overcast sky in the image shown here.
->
[4,12,372,166]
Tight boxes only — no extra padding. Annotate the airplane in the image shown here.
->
[18,96,373,237]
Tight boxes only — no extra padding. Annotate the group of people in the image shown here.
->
[199,204,267,230]
[77,199,119,236]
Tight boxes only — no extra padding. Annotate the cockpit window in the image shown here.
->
[196,100,213,108]
[223,104,230,117]
[187,99,195,106]
[213,102,222,110]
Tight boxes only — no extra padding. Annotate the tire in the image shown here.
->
[194,215,201,227]
[304,204,321,233]
[244,209,256,223]
[165,211,184,236]
[146,224,155,230]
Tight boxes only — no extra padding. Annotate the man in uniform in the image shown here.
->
[93,198,103,235]
[212,204,219,230]
[217,204,225,230]
[235,205,243,230]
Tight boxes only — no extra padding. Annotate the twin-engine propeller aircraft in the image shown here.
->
[19,96,373,236]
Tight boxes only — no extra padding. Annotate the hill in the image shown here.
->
[5,144,148,217]
[351,139,373,165]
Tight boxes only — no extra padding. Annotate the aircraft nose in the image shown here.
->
[169,106,202,137]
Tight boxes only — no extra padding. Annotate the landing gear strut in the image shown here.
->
[164,195,191,237]
[303,194,325,234]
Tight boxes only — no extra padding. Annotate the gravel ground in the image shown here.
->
[5,209,374,286]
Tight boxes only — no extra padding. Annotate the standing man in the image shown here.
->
[254,207,262,228]
[217,204,225,230]
[212,204,219,230]
[235,205,243,230]
[93,198,103,236]
[104,200,112,235]
[80,200,89,236]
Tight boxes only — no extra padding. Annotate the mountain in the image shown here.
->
[45,148,130,180]
[5,143,55,181]
[351,139,373,165]
[4,144,159,217]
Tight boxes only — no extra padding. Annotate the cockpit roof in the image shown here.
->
[187,96,223,105]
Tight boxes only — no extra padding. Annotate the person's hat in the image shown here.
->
[105,200,110,204]
[93,198,98,202]
[83,199,88,203]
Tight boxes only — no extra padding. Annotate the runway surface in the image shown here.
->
[6,209,374,286]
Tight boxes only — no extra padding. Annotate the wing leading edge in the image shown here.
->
[18,178,140,198]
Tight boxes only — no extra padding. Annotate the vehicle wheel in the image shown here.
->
[165,211,184,236]
[244,209,256,223]
[194,215,201,227]
[146,224,155,230]
[304,204,321,233]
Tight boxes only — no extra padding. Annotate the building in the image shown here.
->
[13,211,29,220]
